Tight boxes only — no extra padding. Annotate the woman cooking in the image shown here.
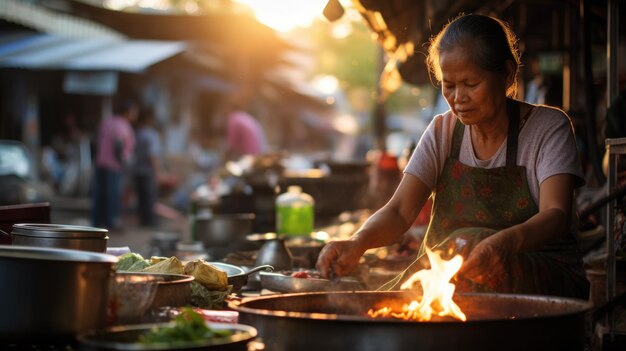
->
[316,14,589,299]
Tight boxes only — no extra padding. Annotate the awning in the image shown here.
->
[0,32,185,73]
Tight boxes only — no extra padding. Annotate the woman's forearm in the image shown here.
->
[505,208,571,253]
[351,206,416,252]
[350,174,431,253]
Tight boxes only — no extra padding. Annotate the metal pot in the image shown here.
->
[11,223,109,253]
[0,245,117,342]
[194,213,255,249]
[229,291,592,351]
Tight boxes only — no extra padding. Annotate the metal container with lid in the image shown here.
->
[11,223,109,253]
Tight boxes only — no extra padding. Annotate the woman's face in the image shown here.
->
[439,46,510,125]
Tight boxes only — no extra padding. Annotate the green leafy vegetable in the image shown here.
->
[138,308,231,344]
[189,281,232,309]
[116,253,150,272]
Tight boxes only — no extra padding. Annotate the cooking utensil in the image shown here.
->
[209,262,274,292]
[259,270,364,292]
[229,291,592,351]
[115,272,195,310]
[0,245,117,341]
[11,223,109,252]
[254,237,292,271]
[76,321,257,351]
[247,232,325,268]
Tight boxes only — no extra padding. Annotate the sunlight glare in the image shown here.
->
[333,114,359,135]
[234,0,328,32]
[312,75,340,95]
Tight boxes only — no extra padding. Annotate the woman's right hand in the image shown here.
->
[316,239,366,278]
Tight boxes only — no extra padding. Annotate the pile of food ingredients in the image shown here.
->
[116,253,230,309]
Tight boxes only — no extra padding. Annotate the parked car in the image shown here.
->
[0,140,51,206]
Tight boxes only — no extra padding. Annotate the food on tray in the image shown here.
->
[116,253,150,272]
[184,260,228,291]
[190,281,231,309]
[143,256,185,275]
[115,252,232,309]
[139,307,231,345]
[157,307,239,324]
[149,256,168,265]
[286,270,322,279]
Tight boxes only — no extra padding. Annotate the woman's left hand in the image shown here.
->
[458,231,519,284]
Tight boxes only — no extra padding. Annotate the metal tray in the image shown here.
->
[259,270,364,293]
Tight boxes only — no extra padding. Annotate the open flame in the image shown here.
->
[368,247,467,321]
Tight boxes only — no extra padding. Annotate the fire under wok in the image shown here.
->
[228,291,592,351]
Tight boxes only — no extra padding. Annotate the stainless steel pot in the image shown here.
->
[194,213,255,248]
[11,223,109,253]
[229,291,593,351]
[0,245,118,342]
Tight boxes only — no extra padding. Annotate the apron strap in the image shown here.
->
[505,99,520,170]
[450,117,465,159]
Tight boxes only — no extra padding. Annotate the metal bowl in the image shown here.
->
[115,272,195,310]
[77,322,257,351]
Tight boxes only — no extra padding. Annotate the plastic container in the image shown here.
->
[276,186,314,236]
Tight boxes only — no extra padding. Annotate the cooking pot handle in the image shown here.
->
[245,265,274,276]
[0,228,10,240]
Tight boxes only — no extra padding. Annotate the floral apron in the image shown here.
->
[381,100,589,299]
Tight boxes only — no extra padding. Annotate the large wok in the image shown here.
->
[229,291,592,351]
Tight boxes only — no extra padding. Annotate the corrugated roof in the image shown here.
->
[0,0,123,39]
[0,32,185,73]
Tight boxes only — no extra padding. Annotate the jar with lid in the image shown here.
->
[275,185,314,236]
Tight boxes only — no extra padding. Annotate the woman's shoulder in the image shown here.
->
[524,103,573,130]
[527,103,571,120]
[428,110,457,135]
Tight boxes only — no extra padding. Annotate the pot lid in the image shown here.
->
[0,245,118,263]
[11,223,109,239]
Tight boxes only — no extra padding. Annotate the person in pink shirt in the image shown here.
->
[92,98,138,230]
[223,95,268,160]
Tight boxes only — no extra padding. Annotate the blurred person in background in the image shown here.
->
[222,93,268,160]
[132,106,162,227]
[92,98,138,231]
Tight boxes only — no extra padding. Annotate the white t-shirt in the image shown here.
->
[405,105,585,206]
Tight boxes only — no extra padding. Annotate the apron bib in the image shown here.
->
[380,100,589,299]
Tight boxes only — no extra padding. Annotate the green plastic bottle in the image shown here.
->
[276,186,314,236]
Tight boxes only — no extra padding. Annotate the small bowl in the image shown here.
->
[115,273,195,311]
[109,274,159,325]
